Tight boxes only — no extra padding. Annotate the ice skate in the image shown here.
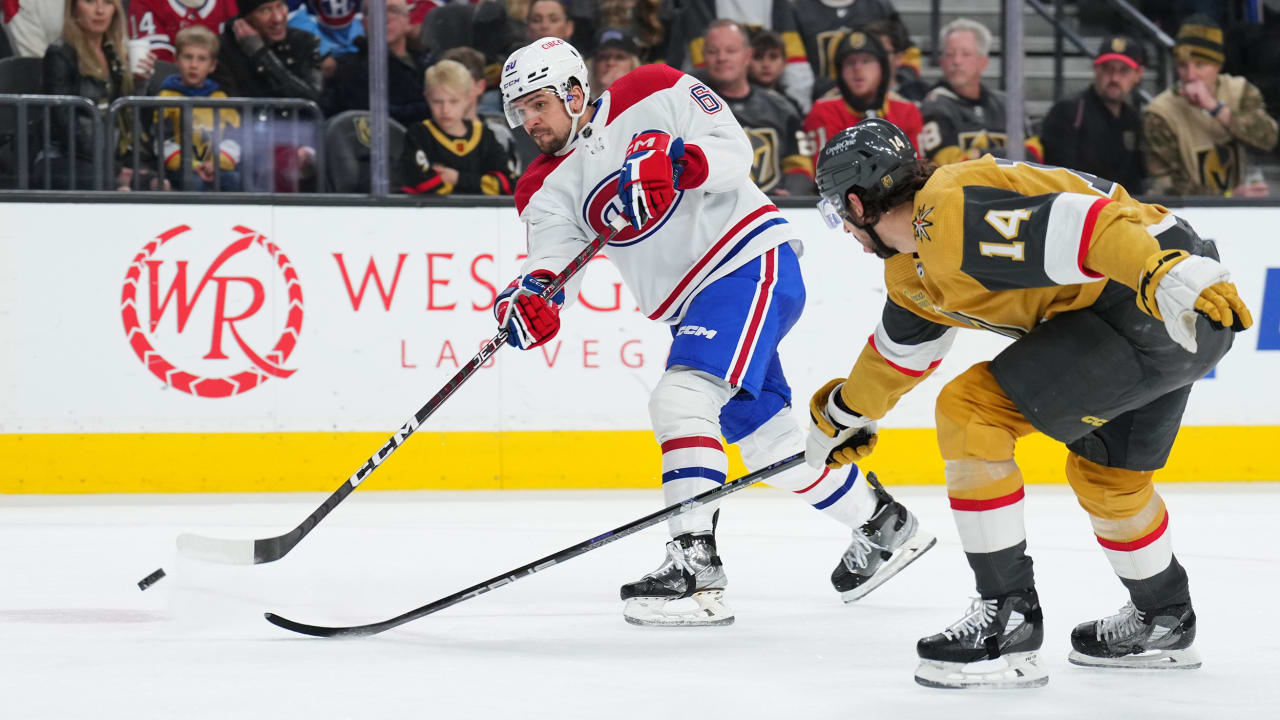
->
[1068,601,1201,669]
[915,588,1048,689]
[620,533,733,627]
[832,472,935,602]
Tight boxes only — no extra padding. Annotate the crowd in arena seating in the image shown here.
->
[0,0,1276,196]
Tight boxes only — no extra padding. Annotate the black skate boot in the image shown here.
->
[915,587,1048,689]
[620,532,732,626]
[832,472,936,602]
[1068,601,1201,669]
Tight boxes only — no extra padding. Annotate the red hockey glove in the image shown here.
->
[617,130,685,231]
[494,270,565,350]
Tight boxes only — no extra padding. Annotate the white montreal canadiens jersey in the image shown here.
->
[513,65,797,324]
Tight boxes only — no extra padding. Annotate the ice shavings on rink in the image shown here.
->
[1,484,1277,719]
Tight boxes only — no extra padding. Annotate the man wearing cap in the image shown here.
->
[215,0,322,102]
[589,27,640,99]
[802,28,922,157]
[1041,34,1147,194]
[1143,15,1278,196]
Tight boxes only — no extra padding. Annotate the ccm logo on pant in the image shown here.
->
[677,325,718,339]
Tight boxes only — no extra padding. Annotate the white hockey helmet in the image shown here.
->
[500,37,591,130]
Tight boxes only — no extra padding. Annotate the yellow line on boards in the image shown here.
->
[1,427,1276,494]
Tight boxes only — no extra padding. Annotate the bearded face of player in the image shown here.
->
[247,0,289,43]
[841,53,882,105]
[511,88,587,155]
[1093,59,1143,105]
[840,192,916,259]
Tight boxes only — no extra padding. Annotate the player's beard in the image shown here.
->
[531,127,568,155]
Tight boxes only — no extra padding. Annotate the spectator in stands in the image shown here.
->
[39,0,157,189]
[803,28,922,154]
[863,17,926,102]
[918,18,1042,165]
[214,0,321,102]
[630,0,670,63]
[3,0,65,58]
[156,25,241,191]
[216,0,321,191]
[128,0,238,63]
[668,0,813,114]
[288,0,364,79]
[589,27,639,100]
[1143,16,1278,196]
[748,29,799,114]
[701,19,811,195]
[1041,34,1147,194]
[792,0,897,87]
[440,45,524,176]
[322,0,426,125]
[399,58,512,194]
[525,0,572,42]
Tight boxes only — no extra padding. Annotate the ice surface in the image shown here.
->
[2,484,1277,719]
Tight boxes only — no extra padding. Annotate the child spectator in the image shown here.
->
[399,58,512,194]
[156,25,241,190]
[440,45,525,176]
[748,30,799,114]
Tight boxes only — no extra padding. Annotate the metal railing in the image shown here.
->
[0,94,103,190]
[107,96,325,193]
[1025,0,1155,104]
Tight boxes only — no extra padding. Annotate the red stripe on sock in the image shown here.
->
[1096,511,1169,551]
[660,436,724,453]
[949,487,1025,511]
[794,467,830,495]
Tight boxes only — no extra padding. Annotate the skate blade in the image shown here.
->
[1067,646,1201,670]
[914,652,1049,689]
[623,590,734,627]
[840,531,937,603]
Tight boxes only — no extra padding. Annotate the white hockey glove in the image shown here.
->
[1136,249,1253,353]
[806,378,878,469]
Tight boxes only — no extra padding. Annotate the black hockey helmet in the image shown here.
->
[815,118,917,229]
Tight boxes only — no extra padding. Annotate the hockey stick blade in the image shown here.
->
[177,216,628,566]
[263,453,805,638]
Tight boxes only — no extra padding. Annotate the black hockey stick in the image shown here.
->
[263,452,806,637]
[176,215,630,565]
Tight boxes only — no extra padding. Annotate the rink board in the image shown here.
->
[2,202,1278,492]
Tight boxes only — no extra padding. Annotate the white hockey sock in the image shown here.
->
[661,436,728,536]
[736,409,875,528]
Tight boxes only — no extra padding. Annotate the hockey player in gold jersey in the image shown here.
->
[810,119,1253,689]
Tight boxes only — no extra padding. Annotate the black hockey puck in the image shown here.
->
[138,568,166,591]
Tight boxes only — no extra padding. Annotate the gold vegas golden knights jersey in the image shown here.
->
[839,155,1175,420]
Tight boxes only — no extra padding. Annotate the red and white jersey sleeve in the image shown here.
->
[513,65,798,325]
[129,0,239,62]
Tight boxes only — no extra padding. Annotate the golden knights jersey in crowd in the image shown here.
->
[666,0,814,113]
[719,84,814,194]
[841,156,1172,419]
[791,0,898,81]
[1142,74,1279,195]
[399,119,513,195]
[918,82,1043,165]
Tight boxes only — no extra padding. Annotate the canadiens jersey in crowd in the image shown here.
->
[515,65,796,324]
[399,119,513,195]
[720,84,812,194]
[803,88,922,157]
[918,81,1043,165]
[840,156,1173,420]
[129,0,239,62]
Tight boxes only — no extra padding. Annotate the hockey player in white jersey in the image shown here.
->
[497,37,935,626]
